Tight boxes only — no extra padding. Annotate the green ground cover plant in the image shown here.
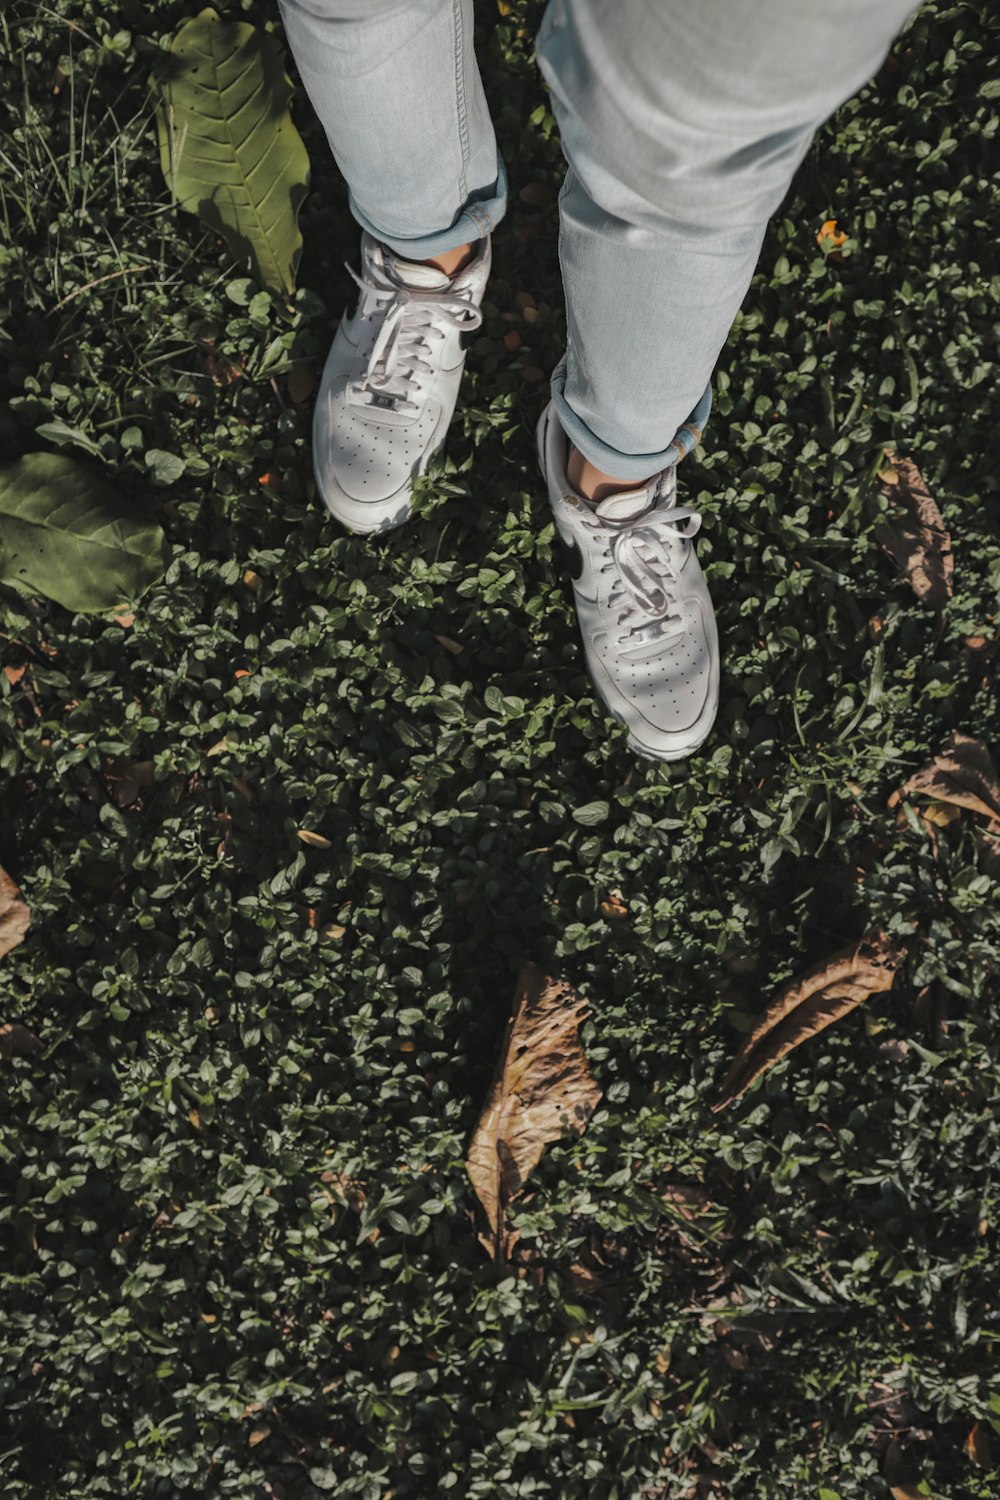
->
[1,0,998,1494]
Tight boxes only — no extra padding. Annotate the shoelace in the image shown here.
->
[585,487,702,644]
[344,260,483,415]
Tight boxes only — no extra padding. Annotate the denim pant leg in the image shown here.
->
[535,0,921,480]
[275,0,508,259]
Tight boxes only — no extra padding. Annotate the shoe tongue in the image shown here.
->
[592,481,658,523]
[382,251,452,291]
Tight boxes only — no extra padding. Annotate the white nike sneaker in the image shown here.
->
[536,401,720,762]
[312,230,491,534]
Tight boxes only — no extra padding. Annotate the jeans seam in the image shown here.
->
[451,0,470,206]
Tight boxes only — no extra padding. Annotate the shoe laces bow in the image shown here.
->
[344,259,482,414]
[588,482,702,642]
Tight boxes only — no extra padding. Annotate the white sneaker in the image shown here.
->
[536,401,720,762]
[312,231,491,534]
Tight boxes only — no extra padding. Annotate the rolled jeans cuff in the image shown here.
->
[550,352,713,480]
[350,149,509,262]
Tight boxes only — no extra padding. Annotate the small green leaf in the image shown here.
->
[572,801,610,826]
[145,450,187,484]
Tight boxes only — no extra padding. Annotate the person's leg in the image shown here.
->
[275,0,506,534]
[276,0,508,262]
[535,0,921,488]
[533,0,921,763]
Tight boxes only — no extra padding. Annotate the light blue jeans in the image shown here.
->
[276,0,919,480]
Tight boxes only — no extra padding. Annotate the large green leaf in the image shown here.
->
[0,453,169,613]
[153,7,310,298]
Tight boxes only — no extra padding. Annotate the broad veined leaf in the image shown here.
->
[714,932,904,1110]
[153,8,310,297]
[0,453,168,613]
[466,963,602,1262]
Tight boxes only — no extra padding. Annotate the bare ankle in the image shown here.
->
[567,443,651,504]
[420,240,476,277]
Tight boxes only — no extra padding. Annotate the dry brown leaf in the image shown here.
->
[967,1421,994,1469]
[287,362,317,404]
[816,218,848,251]
[600,891,628,921]
[466,963,602,1262]
[869,453,953,610]
[566,1261,605,1294]
[248,1425,271,1447]
[1,1022,42,1061]
[888,731,1000,830]
[203,347,244,387]
[0,865,30,960]
[297,829,332,849]
[890,1486,933,1500]
[714,932,903,1110]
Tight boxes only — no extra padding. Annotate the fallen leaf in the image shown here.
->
[3,663,27,686]
[920,802,962,828]
[113,611,136,628]
[243,569,262,591]
[248,1425,271,1447]
[1,1022,42,1061]
[888,731,1000,830]
[0,865,30,959]
[868,453,953,610]
[566,1261,604,1294]
[713,932,903,1110]
[233,668,251,680]
[434,634,464,656]
[890,1485,933,1500]
[298,829,332,849]
[319,924,345,944]
[203,347,244,386]
[466,963,602,1262]
[967,1421,994,1469]
[816,218,848,250]
[258,472,282,492]
[600,890,628,921]
[287,362,316,404]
